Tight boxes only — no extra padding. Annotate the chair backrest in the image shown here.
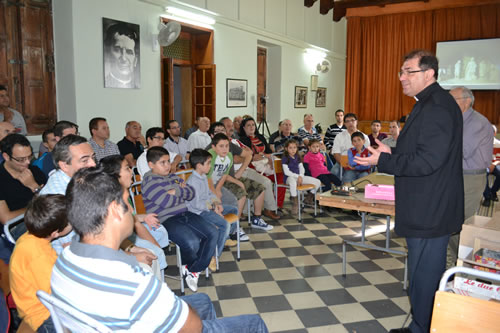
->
[3,214,25,244]
[36,290,112,333]
[175,168,193,182]
[129,181,146,215]
[273,157,283,174]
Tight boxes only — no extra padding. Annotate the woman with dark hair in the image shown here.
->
[99,155,168,273]
[238,117,286,209]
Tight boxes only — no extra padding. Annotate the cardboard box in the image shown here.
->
[453,277,500,301]
[458,214,500,269]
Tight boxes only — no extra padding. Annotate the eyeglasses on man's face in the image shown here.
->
[10,154,33,163]
[398,69,427,78]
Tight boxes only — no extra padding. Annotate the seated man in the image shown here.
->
[33,128,58,177]
[367,120,387,148]
[164,120,189,161]
[0,85,27,135]
[9,194,71,332]
[0,134,46,225]
[51,167,268,332]
[142,147,218,292]
[187,117,211,152]
[88,117,120,161]
[137,127,182,177]
[381,120,400,148]
[298,114,322,147]
[269,119,305,154]
[117,120,145,167]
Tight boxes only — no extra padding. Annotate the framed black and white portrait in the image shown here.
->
[103,18,140,89]
[294,86,307,108]
[315,87,326,107]
[226,79,247,107]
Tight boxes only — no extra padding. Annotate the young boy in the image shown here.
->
[9,194,72,331]
[208,133,273,231]
[187,149,239,255]
[303,139,341,192]
[344,131,372,184]
[141,146,218,292]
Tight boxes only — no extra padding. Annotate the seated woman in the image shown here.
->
[99,155,168,274]
[237,117,285,209]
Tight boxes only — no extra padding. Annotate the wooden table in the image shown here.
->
[317,191,408,290]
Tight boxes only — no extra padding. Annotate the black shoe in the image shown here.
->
[482,198,492,207]
[492,192,499,202]
[388,328,412,333]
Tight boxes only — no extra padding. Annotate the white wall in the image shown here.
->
[52,0,346,140]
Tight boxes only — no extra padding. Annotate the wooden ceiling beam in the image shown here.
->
[320,0,334,14]
[332,0,429,21]
[304,0,318,7]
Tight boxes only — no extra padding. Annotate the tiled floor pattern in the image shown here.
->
[164,206,411,333]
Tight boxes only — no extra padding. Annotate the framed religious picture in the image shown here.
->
[226,79,247,107]
[315,87,326,107]
[294,86,307,108]
[103,18,141,89]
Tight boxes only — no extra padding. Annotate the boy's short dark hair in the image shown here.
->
[344,113,357,121]
[351,131,365,142]
[67,167,127,237]
[189,148,211,169]
[25,194,68,238]
[42,129,54,143]
[99,155,125,178]
[308,138,320,147]
[145,127,165,141]
[146,146,169,164]
[53,120,78,138]
[208,122,225,136]
[0,133,32,157]
[371,120,381,125]
[211,133,229,146]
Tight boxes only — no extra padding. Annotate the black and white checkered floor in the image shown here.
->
[164,205,410,333]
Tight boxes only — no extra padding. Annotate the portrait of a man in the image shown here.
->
[103,18,140,89]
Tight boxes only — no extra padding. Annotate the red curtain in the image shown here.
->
[346,4,500,124]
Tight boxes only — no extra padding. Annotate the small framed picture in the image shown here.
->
[315,87,326,107]
[294,86,307,108]
[226,79,247,107]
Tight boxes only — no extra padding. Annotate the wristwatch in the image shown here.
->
[33,186,42,194]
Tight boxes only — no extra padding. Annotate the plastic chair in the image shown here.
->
[3,214,25,244]
[272,156,317,221]
[36,290,111,333]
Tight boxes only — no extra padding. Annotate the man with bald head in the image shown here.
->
[117,121,145,167]
[187,116,211,152]
[269,119,305,153]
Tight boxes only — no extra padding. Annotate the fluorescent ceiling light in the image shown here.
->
[165,6,216,25]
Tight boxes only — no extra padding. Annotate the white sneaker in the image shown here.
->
[184,266,199,292]
[231,229,249,242]
[251,216,274,231]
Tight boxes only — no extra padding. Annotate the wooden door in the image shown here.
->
[161,57,174,129]
[193,64,215,122]
[0,0,56,135]
[257,47,267,122]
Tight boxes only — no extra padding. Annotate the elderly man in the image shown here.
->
[117,121,145,167]
[164,120,189,161]
[298,114,322,146]
[0,85,27,135]
[88,117,120,161]
[232,116,243,140]
[356,50,463,333]
[187,116,211,152]
[52,167,268,332]
[269,119,305,153]
[381,121,401,148]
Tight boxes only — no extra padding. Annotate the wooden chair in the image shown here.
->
[272,156,317,222]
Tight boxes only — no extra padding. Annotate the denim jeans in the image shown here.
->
[37,317,55,332]
[182,293,268,333]
[200,205,238,257]
[141,223,170,248]
[133,235,167,270]
[342,170,369,185]
[162,211,218,273]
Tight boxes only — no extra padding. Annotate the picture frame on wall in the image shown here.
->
[226,79,247,107]
[103,17,140,89]
[315,87,326,107]
[294,86,307,108]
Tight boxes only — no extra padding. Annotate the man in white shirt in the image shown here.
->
[187,117,211,152]
[164,120,189,161]
[137,127,182,177]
